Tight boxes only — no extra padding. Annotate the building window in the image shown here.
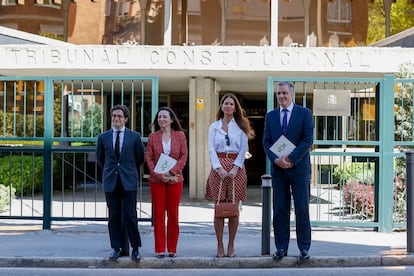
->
[1,0,22,5]
[35,0,60,7]
[327,0,352,35]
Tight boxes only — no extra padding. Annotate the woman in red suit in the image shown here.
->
[146,107,188,258]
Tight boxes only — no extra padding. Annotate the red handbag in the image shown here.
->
[214,179,239,218]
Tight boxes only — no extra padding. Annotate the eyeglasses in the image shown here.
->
[225,134,230,146]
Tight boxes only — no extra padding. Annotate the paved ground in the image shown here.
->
[0,187,412,269]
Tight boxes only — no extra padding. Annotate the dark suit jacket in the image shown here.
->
[96,128,145,192]
[263,104,314,176]
[145,129,188,184]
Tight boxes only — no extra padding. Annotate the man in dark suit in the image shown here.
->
[96,104,145,261]
[263,81,314,261]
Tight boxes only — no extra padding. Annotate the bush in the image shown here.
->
[343,181,374,218]
[393,176,406,222]
[343,177,405,220]
[0,184,15,211]
[335,162,375,218]
[0,155,43,196]
[333,162,375,187]
[68,102,102,139]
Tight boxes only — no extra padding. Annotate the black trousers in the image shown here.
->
[105,177,141,250]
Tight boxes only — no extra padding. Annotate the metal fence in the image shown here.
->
[267,76,402,232]
[1,75,413,232]
[0,76,158,229]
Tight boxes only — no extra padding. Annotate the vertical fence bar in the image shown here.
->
[43,77,53,230]
[406,151,414,253]
[378,75,395,232]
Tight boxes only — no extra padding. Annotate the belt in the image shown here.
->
[217,152,238,159]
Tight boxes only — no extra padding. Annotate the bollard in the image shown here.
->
[261,174,272,255]
[406,151,414,253]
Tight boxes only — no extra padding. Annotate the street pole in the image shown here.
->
[261,174,272,255]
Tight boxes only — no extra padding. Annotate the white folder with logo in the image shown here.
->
[154,153,177,173]
[270,135,296,157]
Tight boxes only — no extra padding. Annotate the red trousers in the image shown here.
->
[150,181,183,254]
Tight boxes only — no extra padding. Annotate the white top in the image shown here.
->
[162,138,171,155]
[208,118,248,170]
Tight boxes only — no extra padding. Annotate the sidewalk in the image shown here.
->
[0,187,412,269]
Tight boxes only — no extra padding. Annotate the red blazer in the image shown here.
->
[146,129,188,183]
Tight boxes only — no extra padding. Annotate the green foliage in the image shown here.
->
[0,184,15,211]
[334,162,375,218]
[333,162,375,186]
[393,63,414,222]
[0,155,43,196]
[0,95,62,138]
[53,95,62,137]
[0,110,44,137]
[394,63,414,143]
[68,103,102,139]
[367,0,414,45]
[394,177,406,223]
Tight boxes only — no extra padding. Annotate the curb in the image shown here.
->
[1,255,414,269]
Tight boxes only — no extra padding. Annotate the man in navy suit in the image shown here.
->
[96,105,145,261]
[263,81,314,261]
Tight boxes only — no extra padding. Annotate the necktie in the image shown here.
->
[115,130,120,159]
[282,109,288,135]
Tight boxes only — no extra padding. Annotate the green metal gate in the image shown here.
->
[0,76,158,229]
[267,76,403,232]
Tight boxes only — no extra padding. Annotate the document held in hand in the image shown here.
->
[154,153,177,173]
[270,135,296,157]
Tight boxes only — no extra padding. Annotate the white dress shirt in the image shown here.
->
[208,118,248,170]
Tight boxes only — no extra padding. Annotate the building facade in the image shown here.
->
[0,0,414,200]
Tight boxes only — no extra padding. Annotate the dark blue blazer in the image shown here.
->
[263,104,314,176]
[96,128,145,192]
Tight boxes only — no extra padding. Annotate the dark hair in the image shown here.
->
[153,106,183,131]
[278,81,294,93]
[110,104,130,119]
[216,93,255,140]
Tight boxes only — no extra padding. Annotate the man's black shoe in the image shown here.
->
[131,248,141,261]
[299,250,310,260]
[109,249,122,260]
[272,250,287,260]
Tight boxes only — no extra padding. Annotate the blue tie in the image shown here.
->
[282,109,288,135]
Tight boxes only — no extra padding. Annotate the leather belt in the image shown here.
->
[217,152,238,159]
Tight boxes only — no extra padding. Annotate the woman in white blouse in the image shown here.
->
[206,93,255,258]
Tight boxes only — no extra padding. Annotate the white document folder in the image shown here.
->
[154,153,177,173]
[270,135,296,157]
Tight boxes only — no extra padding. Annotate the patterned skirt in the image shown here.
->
[205,154,247,202]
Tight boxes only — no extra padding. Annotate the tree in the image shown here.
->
[393,62,414,222]
[367,0,414,45]
[394,62,414,145]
